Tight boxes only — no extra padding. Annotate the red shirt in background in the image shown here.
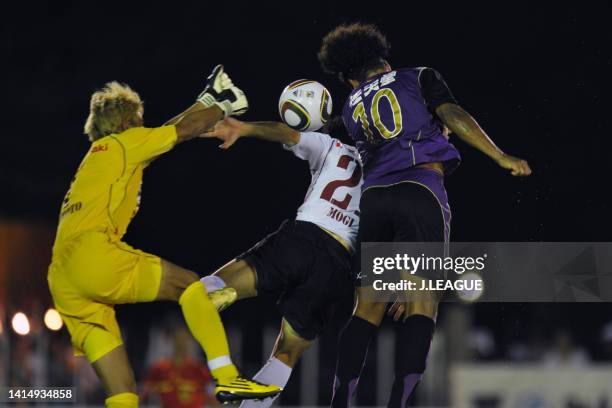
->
[143,358,217,408]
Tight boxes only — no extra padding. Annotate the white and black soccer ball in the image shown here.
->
[278,80,332,132]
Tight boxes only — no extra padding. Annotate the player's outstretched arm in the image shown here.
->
[436,103,532,176]
[165,102,207,126]
[203,118,300,149]
[174,105,225,142]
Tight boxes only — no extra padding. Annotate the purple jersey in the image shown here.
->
[342,67,461,189]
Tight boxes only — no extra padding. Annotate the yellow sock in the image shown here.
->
[105,392,138,408]
[179,281,239,381]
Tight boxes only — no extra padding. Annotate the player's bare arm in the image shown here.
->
[165,102,207,126]
[436,102,532,176]
[205,118,300,149]
[173,105,224,142]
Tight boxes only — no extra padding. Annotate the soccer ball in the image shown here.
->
[278,80,332,132]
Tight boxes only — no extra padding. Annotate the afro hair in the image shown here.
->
[318,23,390,82]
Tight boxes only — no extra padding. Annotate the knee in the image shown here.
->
[157,283,183,302]
[158,261,199,301]
[171,265,199,289]
[175,271,199,296]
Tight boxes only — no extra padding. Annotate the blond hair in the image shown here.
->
[84,81,143,141]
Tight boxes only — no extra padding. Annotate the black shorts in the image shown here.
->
[355,174,450,283]
[237,220,353,340]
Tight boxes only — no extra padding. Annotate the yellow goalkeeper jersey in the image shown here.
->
[53,126,177,251]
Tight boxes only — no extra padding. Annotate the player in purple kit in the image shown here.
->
[318,23,531,407]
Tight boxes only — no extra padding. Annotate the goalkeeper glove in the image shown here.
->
[197,65,248,117]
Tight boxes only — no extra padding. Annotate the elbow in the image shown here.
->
[436,103,470,129]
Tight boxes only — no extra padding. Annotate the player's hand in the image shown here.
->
[442,125,451,140]
[495,153,532,177]
[388,299,406,322]
[197,65,248,117]
[202,117,245,149]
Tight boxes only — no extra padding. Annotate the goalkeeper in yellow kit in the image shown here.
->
[47,66,281,407]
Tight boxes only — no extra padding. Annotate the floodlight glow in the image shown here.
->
[456,272,485,303]
[12,312,30,335]
[44,308,63,331]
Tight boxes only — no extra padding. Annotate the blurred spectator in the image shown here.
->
[541,330,589,367]
[506,330,548,362]
[11,336,33,385]
[142,327,217,407]
[506,341,534,362]
[48,337,74,387]
[468,327,496,360]
[145,322,174,367]
[599,321,612,361]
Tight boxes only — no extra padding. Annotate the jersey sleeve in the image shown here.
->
[283,131,333,171]
[112,126,178,164]
[418,68,458,110]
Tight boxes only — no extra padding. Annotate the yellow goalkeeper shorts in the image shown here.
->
[48,231,162,361]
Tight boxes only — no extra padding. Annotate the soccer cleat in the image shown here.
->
[209,287,238,312]
[215,376,282,404]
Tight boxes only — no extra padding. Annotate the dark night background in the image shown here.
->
[1,1,611,404]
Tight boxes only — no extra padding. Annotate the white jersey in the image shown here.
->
[284,131,362,251]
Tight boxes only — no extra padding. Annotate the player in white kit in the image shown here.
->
[200,117,362,407]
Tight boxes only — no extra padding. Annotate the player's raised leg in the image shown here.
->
[201,258,314,407]
[156,260,238,380]
[156,259,281,402]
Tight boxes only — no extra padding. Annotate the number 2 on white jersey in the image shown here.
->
[320,154,362,210]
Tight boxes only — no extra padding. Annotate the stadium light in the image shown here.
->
[11,312,30,336]
[44,308,63,331]
[456,272,485,303]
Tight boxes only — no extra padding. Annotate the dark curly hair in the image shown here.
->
[318,23,390,82]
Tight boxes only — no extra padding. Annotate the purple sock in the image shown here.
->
[387,315,435,408]
[330,316,378,408]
